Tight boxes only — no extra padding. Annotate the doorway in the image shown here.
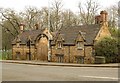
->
[56,54,64,63]
[16,52,20,60]
[36,35,48,61]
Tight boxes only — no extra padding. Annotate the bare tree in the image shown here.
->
[78,0,100,25]
[61,9,80,27]
[40,7,50,29]
[51,0,63,31]
[0,8,21,37]
[0,8,21,50]
[107,4,118,28]
[20,6,42,30]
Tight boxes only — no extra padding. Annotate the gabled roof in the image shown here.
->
[75,31,86,42]
[52,24,101,45]
[12,24,101,45]
[56,33,64,41]
[12,29,43,44]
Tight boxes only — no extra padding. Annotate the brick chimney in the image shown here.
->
[19,23,25,33]
[95,10,108,26]
[100,10,108,26]
[95,15,101,24]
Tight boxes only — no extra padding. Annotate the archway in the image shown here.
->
[36,34,48,61]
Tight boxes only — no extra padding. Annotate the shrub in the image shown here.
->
[95,37,119,63]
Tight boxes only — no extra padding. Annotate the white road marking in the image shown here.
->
[78,75,118,80]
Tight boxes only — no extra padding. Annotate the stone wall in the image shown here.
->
[12,44,36,60]
[95,25,111,42]
[12,44,94,63]
[84,46,94,64]
[51,44,93,63]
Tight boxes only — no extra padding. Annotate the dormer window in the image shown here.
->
[57,41,62,49]
[77,41,83,50]
[56,33,64,49]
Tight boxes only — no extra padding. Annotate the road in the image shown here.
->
[1,62,119,81]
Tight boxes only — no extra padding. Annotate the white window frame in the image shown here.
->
[77,41,83,49]
[16,43,20,48]
[57,41,62,49]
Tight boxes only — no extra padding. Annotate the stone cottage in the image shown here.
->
[12,10,111,64]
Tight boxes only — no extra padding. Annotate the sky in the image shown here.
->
[0,0,119,13]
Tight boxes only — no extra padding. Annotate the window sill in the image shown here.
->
[77,47,83,50]
[57,47,62,49]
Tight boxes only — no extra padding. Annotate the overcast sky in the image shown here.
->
[0,0,119,13]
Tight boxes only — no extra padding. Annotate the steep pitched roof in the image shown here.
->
[52,24,101,45]
[12,29,43,44]
[12,24,101,45]
[56,33,64,41]
[76,31,85,42]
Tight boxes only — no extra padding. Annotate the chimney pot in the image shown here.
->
[19,23,25,33]
[100,10,108,22]
[35,23,39,30]
[95,10,108,26]
[100,10,108,15]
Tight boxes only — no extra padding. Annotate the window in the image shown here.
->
[56,54,64,63]
[16,43,20,48]
[16,52,20,59]
[57,41,62,49]
[75,56,84,64]
[77,41,83,49]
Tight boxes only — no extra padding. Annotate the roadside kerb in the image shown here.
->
[0,60,119,68]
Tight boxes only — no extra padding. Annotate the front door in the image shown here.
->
[16,52,20,60]
[56,54,64,63]
[58,56,63,63]
[36,35,48,61]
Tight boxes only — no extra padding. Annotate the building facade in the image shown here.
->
[12,10,111,64]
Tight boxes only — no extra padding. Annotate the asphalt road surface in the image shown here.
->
[1,62,119,81]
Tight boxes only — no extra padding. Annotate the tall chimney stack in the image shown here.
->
[19,23,25,33]
[100,10,108,26]
[95,15,101,24]
[95,10,108,26]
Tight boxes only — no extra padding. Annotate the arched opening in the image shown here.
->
[36,34,48,61]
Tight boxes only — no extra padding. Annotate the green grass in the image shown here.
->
[0,52,2,60]
[0,50,12,60]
